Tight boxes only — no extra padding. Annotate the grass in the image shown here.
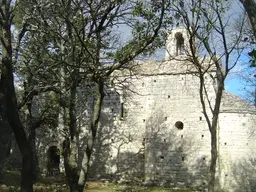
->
[0,171,194,192]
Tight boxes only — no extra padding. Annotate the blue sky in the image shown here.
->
[225,53,255,102]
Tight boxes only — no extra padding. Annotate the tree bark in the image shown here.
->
[62,74,80,192]
[25,81,41,181]
[0,120,12,179]
[208,77,224,192]
[0,6,35,192]
[77,80,105,192]
[63,138,80,192]
[62,79,104,192]
[208,128,217,192]
[28,127,41,181]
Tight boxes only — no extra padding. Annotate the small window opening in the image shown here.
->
[224,142,227,145]
[168,95,170,99]
[111,108,114,112]
[163,139,166,142]
[175,121,184,130]
[165,117,167,121]
[120,103,124,118]
[201,135,204,138]
[202,157,206,161]
[175,32,185,56]
[154,80,156,82]
[160,156,164,159]
[182,157,185,161]
[143,119,146,123]
[199,116,202,121]
[181,135,183,138]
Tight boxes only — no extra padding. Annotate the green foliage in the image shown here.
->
[248,49,256,67]
[8,0,173,191]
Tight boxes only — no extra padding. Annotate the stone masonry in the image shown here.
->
[93,28,256,191]
[9,27,255,191]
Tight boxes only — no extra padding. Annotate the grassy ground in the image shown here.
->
[0,171,194,192]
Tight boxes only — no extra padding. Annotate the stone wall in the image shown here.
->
[8,27,255,192]
[88,59,256,191]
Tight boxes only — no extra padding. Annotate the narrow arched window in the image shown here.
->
[175,32,185,56]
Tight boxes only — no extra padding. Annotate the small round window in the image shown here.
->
[175,121,184,130]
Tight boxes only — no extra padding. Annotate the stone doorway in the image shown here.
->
[46,146,60,176]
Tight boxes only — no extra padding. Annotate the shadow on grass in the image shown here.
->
[0,170,69,192]
[0,171,196,192]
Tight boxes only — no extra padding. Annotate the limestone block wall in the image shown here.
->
[85,66,215,186]
[89,85,146,180]
[124,73,212,188]
[218,112,256,191]
[25,58,255,192]
[90,60,256,191]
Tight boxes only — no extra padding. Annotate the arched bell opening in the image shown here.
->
[175,32,185,56]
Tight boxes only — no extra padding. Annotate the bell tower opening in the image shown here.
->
[175,32,185,56]
[47,146,60,176]
[165,28,189,59]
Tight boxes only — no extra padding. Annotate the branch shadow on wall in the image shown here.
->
[77,89,210,190]
[232,156,256,192]
[88,112,145,183]
[144,107,208,189]
[77,88,144,183]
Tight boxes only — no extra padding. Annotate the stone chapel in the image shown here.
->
[9,27,256,191]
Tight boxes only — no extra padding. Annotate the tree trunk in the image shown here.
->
[0,9,35,192]
[63,138,80,192]
[62,76,81,192]
[208,78,224,192]
[240,0,256,39]
[25,81,41,181]
[28,127,41,181]
[0,70,35,192]
[77,80,105,192]
[208,128,217,192]
[0,120,12,179]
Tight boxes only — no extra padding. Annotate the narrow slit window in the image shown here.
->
[120,103,124,118]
